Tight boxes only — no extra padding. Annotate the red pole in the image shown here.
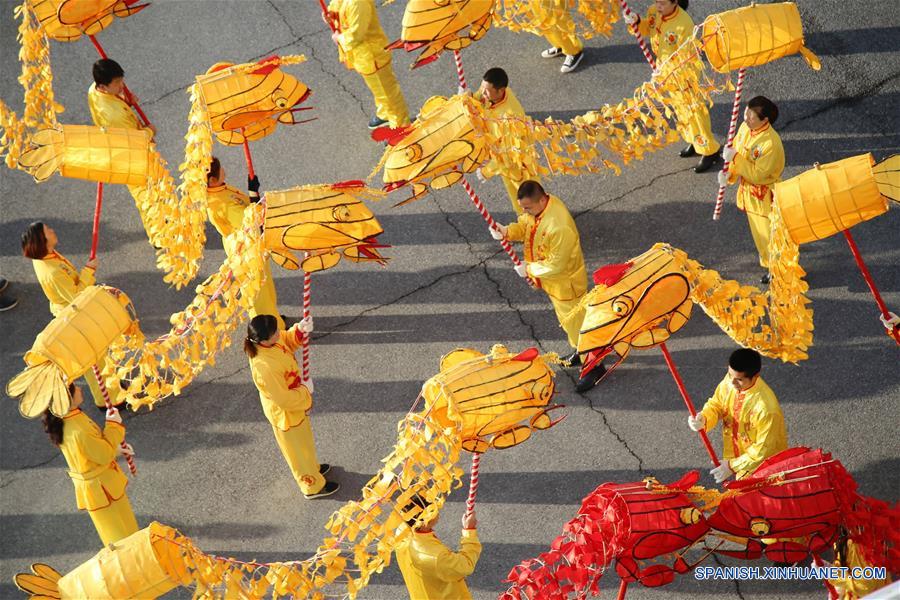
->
[659,343,721,466]
[843,229,900,344]
[241,129,256,179]
[318,0,337,32]
[616,579,628,600]
[89,183,103,260]
[88,35,152,128]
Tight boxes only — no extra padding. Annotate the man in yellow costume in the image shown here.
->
[326,0,411,129]
[688,348,788,483]
[396,496,481,599]
[537,1,585,74]
[623,0,721,172]
[718,96,785,284]
[494,181,606,392]
[475,67,538,215]
[206,157,284,329]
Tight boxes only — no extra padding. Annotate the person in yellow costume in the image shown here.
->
[42,384,139,546]
[325,0,411,129]
[688,348,788,483]
[718,96,785,284]
[244,315,340,499]
[537,0,585,74]
[623,0,721,172]
[396,495,482,599]
[87,58,156,232]
[827,538,890,599]
[206,157,284,330]
[21,222,122,411]
[494,181,606,392]
[475,68,540,215]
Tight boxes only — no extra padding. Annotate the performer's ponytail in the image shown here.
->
[42,383,75,446]
[244,315,278,358]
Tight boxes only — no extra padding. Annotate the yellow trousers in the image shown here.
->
[272,418,325,495]
[746,211,771,268]
[84,356,119,409]
[250,260,284,330]
[549,293,586,349]
[361,64,410,128]
[501,175,524,215]
[678,104,721,156]
[542,29,583,56]
[87,493,139,546]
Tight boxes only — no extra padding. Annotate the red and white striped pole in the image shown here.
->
[460,175,525,269]
[464,453,481,518]
[618,0,656,70]
[91,366,137,476]
[301,271,312,380]
[453,49,468,92]
[712,67,747,221]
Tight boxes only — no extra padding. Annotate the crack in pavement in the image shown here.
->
[289,30,370,120]
[712,553,746,600]
[7,450,61,475]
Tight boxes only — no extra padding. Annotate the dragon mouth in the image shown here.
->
[383,180,408,193]
[579,346,613,378]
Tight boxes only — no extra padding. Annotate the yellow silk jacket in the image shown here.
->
[396,529,482,600]
[248,325,312,431]
[636,5,694,63]
[700,376,788,479]
[59,408,128,510]
[328,0,391,75]
[730,122,786,217]
[32,252,95,317]
[88,83,142,130]
[207,183,252,255]
[480,87,526,179]
[506,196,587,301]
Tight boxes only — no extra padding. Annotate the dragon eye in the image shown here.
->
[274,96,289,109]
[332,205,351,222]
[405,142,423,162]
[612,296,634,316]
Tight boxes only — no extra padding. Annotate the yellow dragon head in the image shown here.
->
[196,55,312,146]
[386,0,493,68]
[422,344,564,453]
[577,246,693,377]
[29,0,149,42]
[264,181,389,273]
[379,94,487,204]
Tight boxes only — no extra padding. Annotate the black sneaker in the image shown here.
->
[760,272,771,285]
[0,278,8,293]
[541,47,564,59]
[679,145,697,158]
[319,463,331,476]
[562,350,581,367]
[368,116,389,130]
[305,480,340,499]
[694,151,722,173]
[0,294,17,312]
[560,51,583,74]
[575,363,607,393]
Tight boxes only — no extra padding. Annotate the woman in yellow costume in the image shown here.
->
[537,0,585,74]
[718,96,785,284]
[42,384,139,546]
[206,157,283,329]
[623,0,721,172]
[244,315,340,499]
[21,222,121,410]
[326,0,411,129]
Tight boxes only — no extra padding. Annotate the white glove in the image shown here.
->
[687,413,706,432]
[118,442,134,458]
[457,85,467,96]
[105,406,123,424]
[710,462,734,484]
[717,170,729,187]
[514,264,528,278]
[475,168,487,183]
[489,226,504,241]
[879,311,900,329]
[298,316,314,334]
[622,10,639,25]
[722,145,737,162]
[302,379,314,395]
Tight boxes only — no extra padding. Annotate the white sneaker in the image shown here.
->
[560,51,584,73]
[541,47,564,59]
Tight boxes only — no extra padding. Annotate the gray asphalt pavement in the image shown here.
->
[1,1,898,599]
